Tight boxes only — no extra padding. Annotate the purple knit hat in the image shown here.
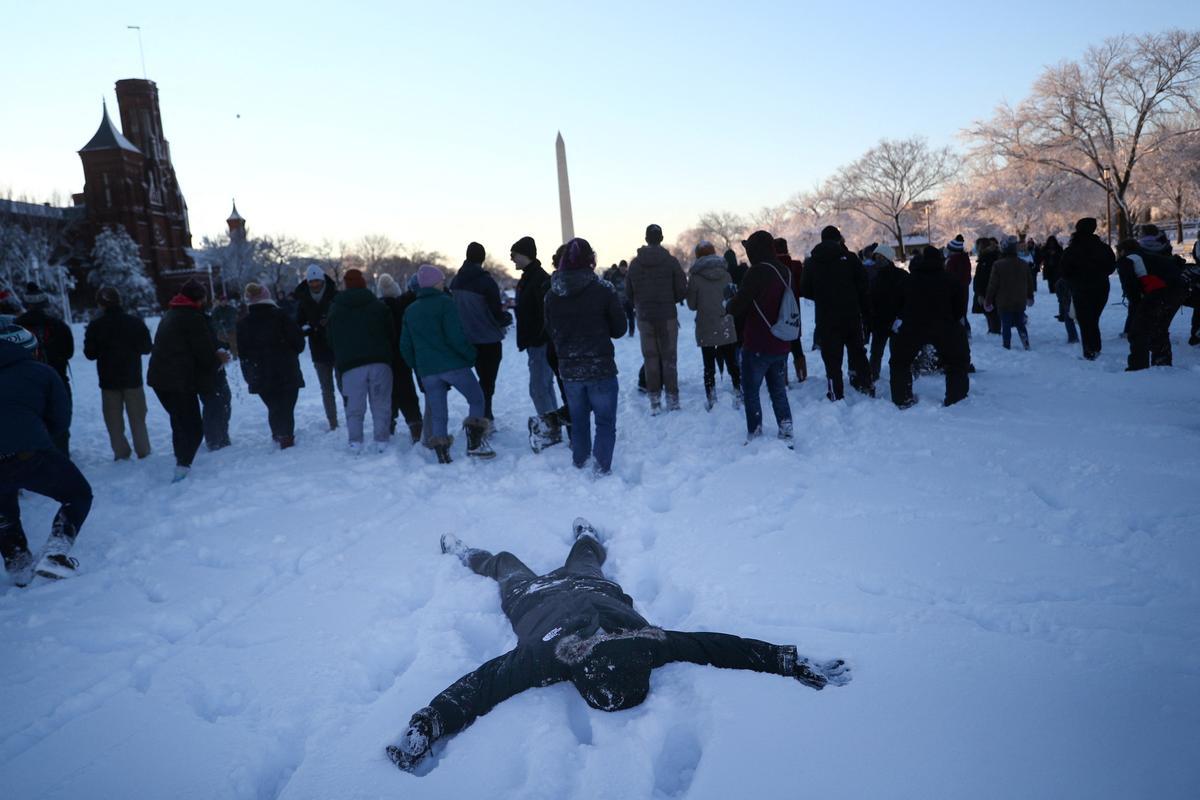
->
[417,264,445,288]
[560,238,596,271]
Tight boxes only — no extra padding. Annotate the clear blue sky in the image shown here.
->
[3,0,1196,267]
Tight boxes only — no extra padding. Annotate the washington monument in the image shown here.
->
[556,131,574,243]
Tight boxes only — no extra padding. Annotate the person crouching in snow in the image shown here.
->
[387,517,850,773]
[399,265,493,463]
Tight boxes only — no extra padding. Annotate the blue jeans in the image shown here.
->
[562,377,618,472]
[421,367,485,440]
[999,311,1028,349]
[741,349,791,436]
[526,345,559,416]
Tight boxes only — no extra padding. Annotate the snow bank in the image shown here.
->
[2,282,1198,799]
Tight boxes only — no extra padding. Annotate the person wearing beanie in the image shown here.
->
[376,273,424,444]
[511,236,563,451]
[327,268,395,453]
[16,283,75,455]
[1116,236,1188,370]
[1061,217,1116,360]
[293,264,340,430]
[726,230,795,444]
[544,238,626,474]
[401,265,492,463]
[146,279,224,481]
[450,243,511,423]
[866,243,908,382]
[984,236,1036,350]
[687,240,742,411]
[387,519,850,773]
[799,227,874,401]
[83,285,153,460]
[235,282,305,448]
[773,238,807,384]
[627,224,687,413]
[889,246,970,408]
[1,320,93,583]
[944,235,972,324]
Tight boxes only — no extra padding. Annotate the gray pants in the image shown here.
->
[421,367,485,440]
[526,345,559,416]
[341,363,393,443]
[101,387,151,459]
[314,360,340,427]
[638,318,679,396]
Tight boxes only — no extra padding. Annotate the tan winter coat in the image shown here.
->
[686,255,737,347]
[985,256,1036,313]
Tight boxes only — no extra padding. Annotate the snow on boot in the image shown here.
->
[171,465,191,483]
[572,517,603,542]
[704,386,718,411]
[34,535,77,581]
[464,418,495,459]
[649,394,663,416]
[428,436,454,464]
[666,393,681,412]
[778,420,795,450]
[4,547,33,588]
[440,533,469,564]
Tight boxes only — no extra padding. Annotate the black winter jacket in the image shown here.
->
[897,257,960,337]
[799,242,869,331]
[514,260,551,351]
[293,276,338,364]
[15,306,74,385]
[146,303,221,395]
[544,270,626,381]
[83,307,152,390]
[868,262,909,329]
[236,303,306,394]
[1061,233,1116,289]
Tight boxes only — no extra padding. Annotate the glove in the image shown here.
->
[1139,274,1166,294]
[891,319,902,334]
[1026,296,1035,308]
[386,709,438,773]
[793,657,851,690]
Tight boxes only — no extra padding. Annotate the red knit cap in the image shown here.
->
[344,269,367,289]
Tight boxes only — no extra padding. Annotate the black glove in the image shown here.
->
[793,657,851,690]
[386,708,439,772]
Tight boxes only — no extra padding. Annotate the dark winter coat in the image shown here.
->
[420,565,805,742]
[543,269,626,382]
[799,241,869,332]
[0,340,70,455]
[972,249,998,307]
[686,254,737,347]
[15,306,74,385]
[986,256,1036,313]
[626,244,686,322]
[897,255,961,337]
[400,288,476,379]
[514,260,552,351]
[83,307,152,390]
[326,287,395,373]
[382,294,418,370]
[1118,249,1187,304]
[728,261,792,356]
[868,261,909,330]
[1041,238,1063,288]
[146,299,221,394]
[1061,232,1116,290]
[944,252,972,320]
[450,261,510,345]
[236,303,306,395]
[293,276,338,364]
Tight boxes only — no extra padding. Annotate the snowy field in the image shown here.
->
[3,282,1199,800]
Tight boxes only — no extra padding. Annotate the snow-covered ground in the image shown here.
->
[3,283,1199,800]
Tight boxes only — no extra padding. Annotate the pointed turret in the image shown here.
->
[79,100,141,154]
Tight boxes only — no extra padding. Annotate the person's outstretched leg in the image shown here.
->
[442,534,537,600]
[563,532,606,579]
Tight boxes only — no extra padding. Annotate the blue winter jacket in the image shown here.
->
[0,340,70,456]
[450,261,511,345]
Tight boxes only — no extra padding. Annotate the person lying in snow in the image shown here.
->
[387,518,850,773]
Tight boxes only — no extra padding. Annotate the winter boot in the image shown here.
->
[34,533,77,581]
[572,516,605,543]
[429,436,454,464]
[277,435,295,450]
[705,385,718,411]
[1020,331,1031,351]
[440,532,470,564]
[530,413,563,452]
[778,419,795,450]
[3,545,33,588]
[408,420,423,445]
[649,394,663,416]
[666,393,681,412]
[171,465,191,483]
[464,417,496,459]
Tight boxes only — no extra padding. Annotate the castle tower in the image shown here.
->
[78,100,147,256]
[227,200,246,243]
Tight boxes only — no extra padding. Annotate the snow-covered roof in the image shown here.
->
[227,201,244,223]
[79,101,141,155]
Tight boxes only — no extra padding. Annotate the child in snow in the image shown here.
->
[386,517,850,773]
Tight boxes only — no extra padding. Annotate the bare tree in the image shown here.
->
[969,29,1200,239]
[357,234,397,276]
[830,136,958,258]
[695,210,748,251]
[1137,115,1200,242]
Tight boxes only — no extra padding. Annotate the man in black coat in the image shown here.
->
[386,517,850,773]
[799,226,873,400]
[83,287,153,460]
[866,244,908,382]
[236,283,306,447]
[17,282,75,455]
[889,246,970,408]
[294,265,340,430]
[147,280,224,481]
[511,236,562,449]
[1060,218,1116,360]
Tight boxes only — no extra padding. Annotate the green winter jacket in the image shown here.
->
[400,288,477,378]
[326,287,395,372]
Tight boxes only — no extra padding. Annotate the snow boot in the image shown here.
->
[529,413,563,453]
[778,420,795,450]
[277,435,295,450]
[705,385,718,411]
[171,465,190,483]
[408,420,423,445]
[34,534,77,581]
[649,394,663,416]
[464,417,495,459]
[440,532,470,564]
[572,516,604,543]
[428,436,454,464]
[666,393,681,412]
[3,546,33,588]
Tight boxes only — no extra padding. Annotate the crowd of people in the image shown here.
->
[1,220,1198,584]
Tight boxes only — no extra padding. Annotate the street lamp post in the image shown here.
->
[1102,168,1112,246]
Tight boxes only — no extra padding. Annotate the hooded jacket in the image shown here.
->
[293,275,338,364]
[0,339,70,455]
[15,305,74,385]
[727,231,792,356]
[986,255,1036,313]
[450,261,510,345]
[83,306,152,390]
[626,244,686,322]
[514,259,552,351]
[543,269,626,382]
[686,254,737,347]
[146,297,221,394]
[1061,232,1116,288]
[799,241,870,330]
[399,288,477,378]
[236,303,306,394]
[326,287,395,372]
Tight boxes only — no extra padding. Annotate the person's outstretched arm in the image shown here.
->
[659,630,849,690]
[387,647,561,773]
